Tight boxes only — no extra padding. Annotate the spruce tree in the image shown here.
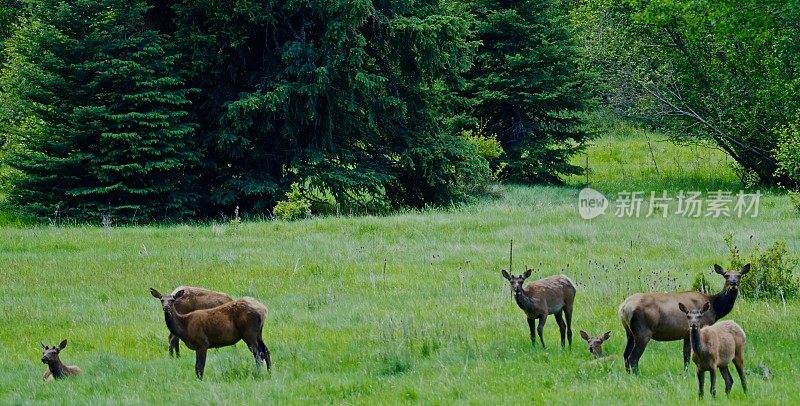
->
[1,0,197,222]
[465,0,591,183]
[169,0,486,213]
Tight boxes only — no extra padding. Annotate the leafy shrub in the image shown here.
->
[272,184,311,221]
[724,233,799,300]
[691,271,712,294]
[776,121,800,213]
[775,120,800,187]
[462,130,506,180]
[790,192,800,214]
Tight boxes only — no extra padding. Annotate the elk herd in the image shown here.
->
[502,263,750,398]
[39,262,752,399]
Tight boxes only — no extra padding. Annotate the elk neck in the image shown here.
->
[710,285,738,320]
[513,289,539,313]
[165,306,188,339]
[47,358,67,379]
[689,326,704,357]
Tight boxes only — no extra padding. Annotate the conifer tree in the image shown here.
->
[465,0,591,183]
[1,0,197,221]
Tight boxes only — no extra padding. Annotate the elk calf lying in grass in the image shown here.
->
[679,302,747,398]
[150,286,232,357]
[502,269,576,349]
[580,331,611,358]
[41,340,81,381]
[150,288,271,379]
[618,264,749,373]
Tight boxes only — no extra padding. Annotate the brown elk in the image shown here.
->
[618,264,749,373]
[41,340,81,381]
[501,269,576,349]
[150,286,232,357]
[580,330,611,358]
[150,288,271,379]
[679,302,747,398]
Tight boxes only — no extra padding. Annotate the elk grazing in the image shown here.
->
[679,302,747,398]
[618,263,749,373]
[41,340,81,381]
[501,269,576,349]
[150,286,232,357]
[580,330,611,358]
[150,288,271,379]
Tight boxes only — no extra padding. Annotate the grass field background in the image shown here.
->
[1,117,798,404]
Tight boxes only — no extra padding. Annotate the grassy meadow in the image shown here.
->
[1,120,799,404]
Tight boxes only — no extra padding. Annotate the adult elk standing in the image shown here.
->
[150,286,232,357]
[150,288,271,379]
[501,269,576,349]
[618,264,749,373]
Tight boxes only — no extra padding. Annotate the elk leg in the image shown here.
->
[628,334,651,374]
[709,368,717,398]
[697,370,705,399]
[554,311,566,349]
[258,337,272,370]
[563,304,573,349]
[734,358,747,393]
[248,339,261,366]
[682,337,690,371]
[720,366,733,394]
[169,334,180,358]
[195,348,207,380]
[623,329,634,372]
[526,318,537,348]
[537,314,547,349]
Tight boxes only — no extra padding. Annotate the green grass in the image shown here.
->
[2,119,799,404]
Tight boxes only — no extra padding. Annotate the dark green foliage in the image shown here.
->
[464,0,591,183]
[573,0,800,186]
[169,0,486,214]
[1,0,198,222]
[776,119,800,197]
[724,233,799,300]
[0,0,21,44]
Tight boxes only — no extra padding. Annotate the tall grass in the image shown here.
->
[1,116,798,404]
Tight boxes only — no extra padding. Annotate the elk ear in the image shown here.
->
[58,339,67,350]
[678,302,688,313]
[150,288,162,299]
[580,330,590,341]
[701,302,711,313]
[602,331,611,341]
[522,269,532,279]
[173,289,185,299]
[740,263,751,275]
[713,264,725,275]
[501,269,511,280]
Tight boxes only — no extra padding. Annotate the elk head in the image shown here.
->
[580,331,610,357]
[501,268,532,296]
[150,288,186,312]
[41,340,67,364]
[679,301,711,330]
[714,263,750,292]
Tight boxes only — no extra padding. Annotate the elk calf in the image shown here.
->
[580,331,611,358]
[150,288,271,379]
[501,269,576,349]
[41,340,81,381]
[679,302,747,398]
[150,286,232,357]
